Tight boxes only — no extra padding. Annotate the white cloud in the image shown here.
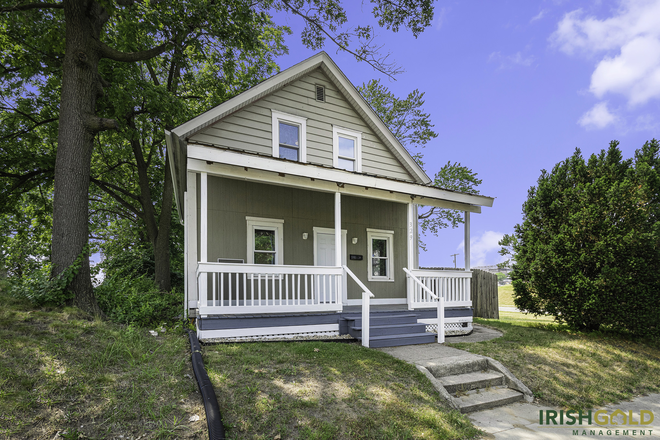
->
[457,231,505,268]
[435,7,450,30]
[489,51,535,69]
[530,9,548,23]
[578,101,618,129]
[551,0,660,106]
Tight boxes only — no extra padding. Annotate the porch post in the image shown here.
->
[200,172,208,309]
[407,202,415,310]
[464,211,470,270]
[334,191,341,267]
[185,171,198,318]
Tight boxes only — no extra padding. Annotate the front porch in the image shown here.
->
[194,262,474,346]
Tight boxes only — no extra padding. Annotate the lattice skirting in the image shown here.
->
[203,330,351,343]
[425,320,473,336]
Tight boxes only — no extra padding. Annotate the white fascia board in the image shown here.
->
[187,146,493,208]
[188,158,481,213]
[172,53,326,140]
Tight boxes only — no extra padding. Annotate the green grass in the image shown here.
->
[203,342,481,440]
[497,284,516,308]
[450,312,660,410]
[0,287,205,439]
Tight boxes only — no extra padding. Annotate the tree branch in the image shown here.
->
[98,41,170,63]
[0,2,63,13]
[85,116,118,133]
[90,177,142,203]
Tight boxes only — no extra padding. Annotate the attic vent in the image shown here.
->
[315,85,325,102]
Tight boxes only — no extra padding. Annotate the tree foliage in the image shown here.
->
[500,140,660,337]
[358,79,482,242]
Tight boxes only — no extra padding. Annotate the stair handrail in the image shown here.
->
[343,265,374,348]
[404,267,445,343]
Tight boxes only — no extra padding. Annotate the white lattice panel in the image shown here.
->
[426,322,473,336]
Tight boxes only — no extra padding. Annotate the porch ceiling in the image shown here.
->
[187,146,492,213]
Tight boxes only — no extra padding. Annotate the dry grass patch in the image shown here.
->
[450,313,660,410]
[204,341,480,440]
[497,285,516,308]
[0,289,205,440]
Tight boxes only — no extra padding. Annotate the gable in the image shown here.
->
[189,67,417,183]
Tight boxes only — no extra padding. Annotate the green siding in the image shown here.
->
[189,68,415,182]
[201,176,409,299]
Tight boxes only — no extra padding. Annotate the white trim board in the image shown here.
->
[187,149,493,208]
[188,159,483,213]
[198,324,340,339]
[344,298,407,306]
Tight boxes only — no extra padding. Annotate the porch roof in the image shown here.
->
[187,145,494,214]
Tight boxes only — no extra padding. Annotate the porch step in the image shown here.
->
[347,313,419,328]
[357,332,436,348]
[452,387,524,413]
[349,323,427,338]
[438,371,505,394]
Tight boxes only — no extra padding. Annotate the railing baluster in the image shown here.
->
[228,272,233,306]
[279,274,282,306]
[271,273,275,305]
[258,273,262,306]
[285,274,289,306]
[305,275,309,305]
[220,273,224,307]
[297,274,301,306]
[250,273,254,306]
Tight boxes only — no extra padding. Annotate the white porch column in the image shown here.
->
[464,211,470,270]
[407,202,415,310]
[334,191,341,267]
[200,172,208,309]
[185,171,197,318]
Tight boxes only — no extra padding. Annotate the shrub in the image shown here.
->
[95,275,182,327]
[500,140,660,338]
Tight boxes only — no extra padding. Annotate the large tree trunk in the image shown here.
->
[154,155,174,291]
[52,0,108,316]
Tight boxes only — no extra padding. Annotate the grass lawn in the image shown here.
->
[497,285,516,308]
[449,312,660,410]
[203,341,480,440]
[0,285,206,439]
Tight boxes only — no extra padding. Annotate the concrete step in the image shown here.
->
[439,370,505,394]
[348,313,419,328]
[358,332,436,348]
[453,386,524,413]
[349,323,427,338]
[426,357,489,378]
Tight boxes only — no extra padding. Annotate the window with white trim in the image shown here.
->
[272,110,307,163]
[367,229,394,281]
[333,125,362,172]
[246,217,284,264]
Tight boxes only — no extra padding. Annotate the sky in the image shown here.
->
[272,0,660,268]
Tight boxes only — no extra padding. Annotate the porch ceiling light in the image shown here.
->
[352,237,358,245]
[302,233,309,240]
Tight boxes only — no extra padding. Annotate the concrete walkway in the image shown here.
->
[378,325,660,439]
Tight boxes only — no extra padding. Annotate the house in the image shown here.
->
[165,52,494,347]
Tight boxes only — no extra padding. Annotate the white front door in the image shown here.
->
[314,228,347,304]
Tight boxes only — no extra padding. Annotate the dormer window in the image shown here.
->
[271,110,307,162]
[333,125,362,172]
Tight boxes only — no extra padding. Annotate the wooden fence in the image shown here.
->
[471,268,499,319]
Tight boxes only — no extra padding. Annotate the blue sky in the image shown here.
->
[272,0,660,268]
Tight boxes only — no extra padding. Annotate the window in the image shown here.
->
[272,110,307,163]
[246,217,284,264]
[367,229,394,281]
[333,125,361,172]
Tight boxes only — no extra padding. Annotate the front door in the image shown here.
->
[314,228,347,304]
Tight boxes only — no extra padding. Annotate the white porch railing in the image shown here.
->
[196,262,343,315]
[343,265,375,348]
[407,269,472,309]
[403,268,444,343]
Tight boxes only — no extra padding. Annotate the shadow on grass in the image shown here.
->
[450,315,660,410]
[203,341,481,440]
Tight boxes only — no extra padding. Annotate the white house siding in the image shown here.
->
[188,68,416,182]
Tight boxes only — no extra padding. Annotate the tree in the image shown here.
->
[1,0,437,315]
[499,141,660,337]
[496,272,507,283]
[358,79,482,242]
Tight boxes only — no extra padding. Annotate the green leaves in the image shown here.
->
[502,140,660,338]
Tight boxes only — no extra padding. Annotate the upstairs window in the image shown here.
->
[333,126,362,172]
[272,110,307,163]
